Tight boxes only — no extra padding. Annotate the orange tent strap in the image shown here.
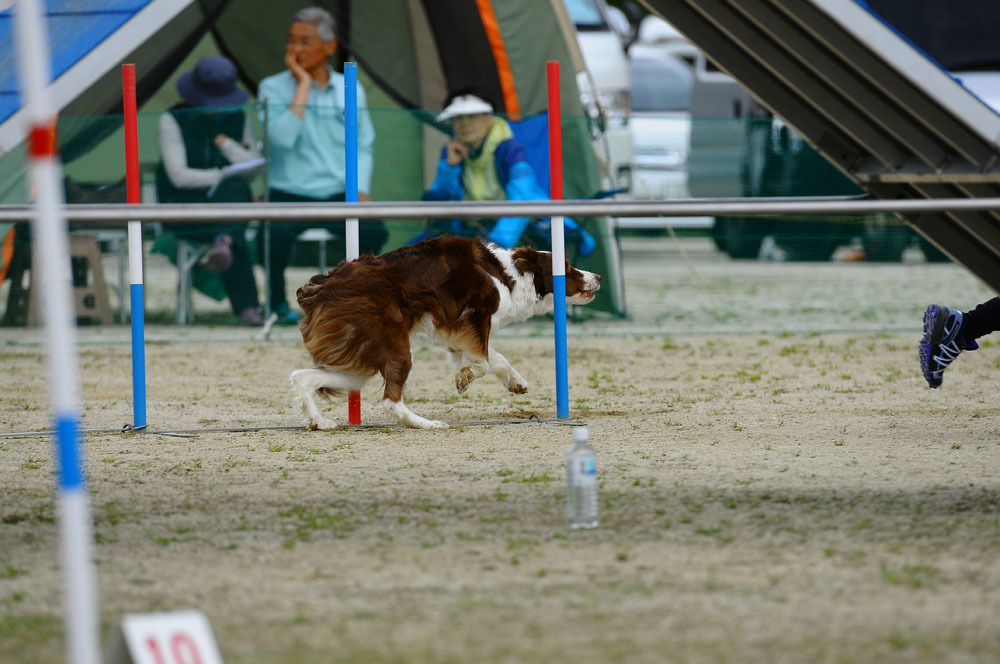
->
[474,0,521,121]
[0,226,15,284]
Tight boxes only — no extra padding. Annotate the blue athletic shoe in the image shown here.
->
[919,304,979,388]
[273,302,301,326]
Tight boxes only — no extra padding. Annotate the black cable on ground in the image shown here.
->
[1,416,584,440]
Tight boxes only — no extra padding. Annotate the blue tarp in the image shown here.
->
[0,0,153,125]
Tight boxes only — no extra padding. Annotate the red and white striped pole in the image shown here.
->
[14,1,101,662]
[547,60,570,418]
[122,64,147,430]
[345,63,361,425]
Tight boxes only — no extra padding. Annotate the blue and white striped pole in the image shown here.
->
[547,61,570,418]
[14,1,101,662]
[122,64,146,430]
[344,62,361,424]
[344,62,359,259]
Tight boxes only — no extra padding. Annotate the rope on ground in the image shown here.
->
[0,415,583,439]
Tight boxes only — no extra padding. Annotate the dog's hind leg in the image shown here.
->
[452,310,495,394]
[290,367,366,430]
[381,353,448,429]
[455,355,491,394]
[487,347,528,394]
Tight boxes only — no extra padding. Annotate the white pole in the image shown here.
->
[14,2,101,663]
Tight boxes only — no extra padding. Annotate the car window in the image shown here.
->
[564,0,607,30]
[630,58,693,111]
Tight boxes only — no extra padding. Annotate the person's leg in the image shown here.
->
[171,223,232,273]
[217,225,261,322]
[919,296,998,388]
[262,223,298,309]
[264,190,312,316]
[962,296,1000,342]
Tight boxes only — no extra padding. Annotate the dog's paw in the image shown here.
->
[307,417,338,431]
[403,416,449,429]
[507,374,529,394]
[455,367,476,394]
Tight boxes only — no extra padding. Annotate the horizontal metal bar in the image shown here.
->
[1,196,1000,223]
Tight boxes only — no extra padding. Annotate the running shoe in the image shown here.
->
[239,306,264,326]
[919,304,979,388]
[273,302,301,326]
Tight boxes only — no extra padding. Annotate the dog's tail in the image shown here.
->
[296,271,335,319]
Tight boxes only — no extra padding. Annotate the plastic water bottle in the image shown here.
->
[566,426,598,529]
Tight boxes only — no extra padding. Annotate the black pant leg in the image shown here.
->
[218,228,259,314]
[964,296,1000,341]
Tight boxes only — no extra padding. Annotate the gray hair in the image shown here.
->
[291,7,337,42]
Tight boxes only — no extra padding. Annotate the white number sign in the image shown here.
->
[109,610,224,664]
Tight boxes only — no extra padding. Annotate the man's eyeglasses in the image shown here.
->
[286,37,327,47]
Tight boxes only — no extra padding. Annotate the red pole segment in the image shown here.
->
[547,60,563,202]
[348,392,361,425]
[122,65,140,206]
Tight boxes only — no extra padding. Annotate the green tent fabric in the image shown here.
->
[0,0,627,316]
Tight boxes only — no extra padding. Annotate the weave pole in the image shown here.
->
[122,64,146,429]
[547,61,570,419]
[345,62,361,424]
[14,1,101,662]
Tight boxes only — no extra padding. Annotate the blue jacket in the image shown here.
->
[424,119,595,255]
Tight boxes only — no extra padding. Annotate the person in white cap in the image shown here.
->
[421,88,595,256]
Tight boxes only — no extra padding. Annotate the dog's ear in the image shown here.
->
[513,249,554,298]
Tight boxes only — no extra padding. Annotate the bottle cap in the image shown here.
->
[573,426,589,444]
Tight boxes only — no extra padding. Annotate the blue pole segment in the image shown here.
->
[552,274,569,418]
[55,413,83,490]
[345,62,358,204]
[129,283,146,427]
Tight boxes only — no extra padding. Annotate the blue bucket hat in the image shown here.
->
[176,56,249,107]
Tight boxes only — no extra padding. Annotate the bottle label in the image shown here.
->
[572,457,596,485]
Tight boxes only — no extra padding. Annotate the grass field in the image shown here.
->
[1,236,998,663]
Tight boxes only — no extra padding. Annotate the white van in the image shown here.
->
[563,0,633,192]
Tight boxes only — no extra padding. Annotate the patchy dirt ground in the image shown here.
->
[2,326,999,663]
[1,237,999,662]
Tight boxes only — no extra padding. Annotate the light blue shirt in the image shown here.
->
[257,66,375,198]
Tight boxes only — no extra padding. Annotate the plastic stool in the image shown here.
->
[24,234,114,326]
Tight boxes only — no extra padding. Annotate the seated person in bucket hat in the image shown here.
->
[155,55,265,325]
[418,89,595,257]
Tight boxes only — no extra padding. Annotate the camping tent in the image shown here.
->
[0,0,627,316]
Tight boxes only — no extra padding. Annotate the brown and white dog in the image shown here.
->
[290,235,602,429]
